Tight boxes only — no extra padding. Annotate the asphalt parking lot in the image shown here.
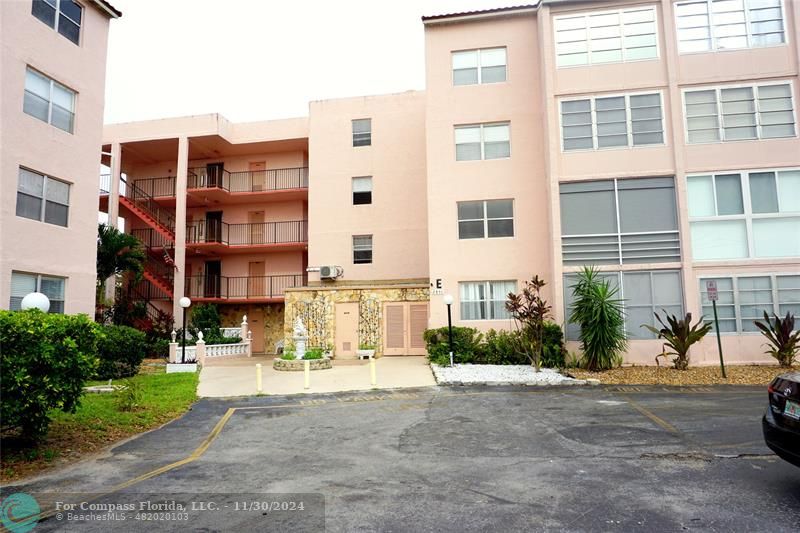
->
[7,385,800,532]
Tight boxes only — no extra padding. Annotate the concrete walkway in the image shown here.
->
[198,355,436,397]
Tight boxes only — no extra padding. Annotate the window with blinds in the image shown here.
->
[16,167,70,227]
[687,168,800,260]
[684,82,796,143]
[699,274,800,333]
[353,235,373,264]
[459,281,516,320]
[554,6,658,67]
[675,0,786,53]
[452,47,507,85]
[10,271,65,313]
[559,177,680,265]
[352,119,371,147]
[454,122,510,161]
[24,67,76,133]
[561,93,664,151]
[352,176,372,205]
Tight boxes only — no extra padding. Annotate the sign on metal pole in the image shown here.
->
[706,280,726,378]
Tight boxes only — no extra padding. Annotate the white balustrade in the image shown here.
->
[204,342,248,358]
[220,328,241,338]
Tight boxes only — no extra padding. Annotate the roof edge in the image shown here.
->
[422,4,539,25]
[90,0,122,18]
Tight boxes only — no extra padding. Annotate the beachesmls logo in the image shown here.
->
[0,492,40,533]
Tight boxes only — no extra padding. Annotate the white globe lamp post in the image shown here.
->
[179,297,192,364]
[21,292,50,313]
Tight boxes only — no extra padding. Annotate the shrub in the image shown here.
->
[95,325,148,379]
[358,343,376,350]
[754,311,800,367]
[569,266,627,371]
[644,311,711,370]
[423,327,484,365]
[303,348,324,360]
[115,379,143,412]
[506,276,552,371]
[478,324,566,367]
[189,303,221,335]
[541,322,566,368]
[0,310,99,440]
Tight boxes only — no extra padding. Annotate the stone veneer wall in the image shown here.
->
[219,303,285,354]
[284,286,429,356]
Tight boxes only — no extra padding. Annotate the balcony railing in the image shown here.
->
[185,274,305,300]
[187,220,308,246]
[133,176,176,198]
[188,167,308,193]
[100,174,110,194]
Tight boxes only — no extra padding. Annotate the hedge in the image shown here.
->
[0,310,99,439]
[95,324,147,380]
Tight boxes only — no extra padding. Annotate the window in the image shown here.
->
[24,67,75,133]
[684,82,795,143]
[32,0,83,45]
[675,0,786,53]
[563,270,683,340]
[452,47,507,85]
[459,281,515,320]
[561,93,664,150]
[699,274,800,333]
[16,168,70,227]
[352,177,372,205]
[353,235,372,264]
[10,271,65,313]
[687,169,800,260]
[560,177,680,265]
[554,6,658,67]
[457,200,514,239]
[352,119,371,147]
[455,122,510,161]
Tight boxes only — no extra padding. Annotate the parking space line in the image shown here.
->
[623,396,680,434]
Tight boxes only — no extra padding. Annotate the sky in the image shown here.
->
[103,0,523,124]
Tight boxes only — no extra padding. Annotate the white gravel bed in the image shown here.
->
[431,364,588,386]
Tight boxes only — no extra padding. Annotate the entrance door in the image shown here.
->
[204,260,221,298]
[249,161,266,192]
[207,162,224,188]
[335,302,359,359]
[383,302,428,356]
[248,210,265,245]
[206,211,223,243]
[249,306,265,353]
[248,261,265,298]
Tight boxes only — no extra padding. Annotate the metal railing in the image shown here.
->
[121,176,176,234]
[129,279,172,301]
[132,176,176,198]
[186,220,308,246]
[185,274,305,300]
[188,167,308,193]
[100,174,110,194]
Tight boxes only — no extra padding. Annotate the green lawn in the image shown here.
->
[1,368,198,482]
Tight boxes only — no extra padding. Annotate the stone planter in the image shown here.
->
[273,358,333,371]
[166,363,198,373]
[356,349,375,359]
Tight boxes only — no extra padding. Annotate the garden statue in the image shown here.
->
[293,317,308,359]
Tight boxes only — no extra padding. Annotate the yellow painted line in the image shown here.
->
[623,396,680,434]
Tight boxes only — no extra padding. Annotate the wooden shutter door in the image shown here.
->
[384,303,406,355]
[408,303,428,355]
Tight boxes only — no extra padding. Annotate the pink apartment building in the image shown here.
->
[1,0,120,315]
[99,0,799,364]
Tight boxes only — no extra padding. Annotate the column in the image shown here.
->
[172,136,189,326]
[104,142,122,303]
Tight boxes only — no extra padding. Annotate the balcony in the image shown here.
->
[128,167,309,206]
[132,220,308,254]
[185,274,306,302]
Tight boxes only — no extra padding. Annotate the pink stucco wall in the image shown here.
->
[1,1,114,315]
[306,91,429,283]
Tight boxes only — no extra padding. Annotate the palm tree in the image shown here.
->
[96,223,145,296]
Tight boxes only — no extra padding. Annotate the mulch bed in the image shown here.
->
[568,365,796,386]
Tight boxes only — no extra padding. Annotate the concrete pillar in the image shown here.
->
[104,142,123,304]
[172,136,189,326]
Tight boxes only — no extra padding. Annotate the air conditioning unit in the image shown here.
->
[320,265,342,280]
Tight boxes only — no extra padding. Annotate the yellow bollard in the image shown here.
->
[370,356,377,386]
[304,359,310,390]
[256,363,262,393]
